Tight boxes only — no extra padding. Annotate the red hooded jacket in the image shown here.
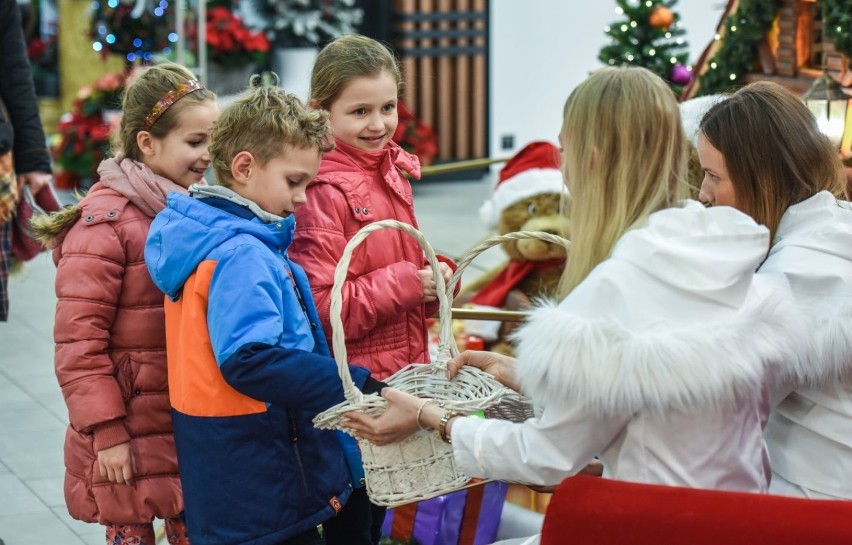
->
[40,158,184,524]
[291,140,454,380]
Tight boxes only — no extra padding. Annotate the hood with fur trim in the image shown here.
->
[513,200,806,415]
[760,191,852,384]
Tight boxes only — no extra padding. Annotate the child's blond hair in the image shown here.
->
[119,62,216,161]
[558,66,690,297]
[209,75,333,187]
[309,34,402,110]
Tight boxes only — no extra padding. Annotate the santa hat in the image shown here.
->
[479,141,566,229]
[679,94,727,146]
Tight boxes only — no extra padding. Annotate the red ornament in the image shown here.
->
[649,6,674,29]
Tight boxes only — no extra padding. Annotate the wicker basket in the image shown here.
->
[313,221,570,506]
[314,220,513,506]
[445,229,572,422]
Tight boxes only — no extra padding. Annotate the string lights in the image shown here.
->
[598,0,691,93]
[694,0,852,97]
[90,0,175,62]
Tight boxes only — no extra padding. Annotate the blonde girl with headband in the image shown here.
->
[344,69,808,543]
[32,62,217,544]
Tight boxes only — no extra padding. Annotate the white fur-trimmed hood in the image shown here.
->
[514,288,806,416]
[760,192,852,384]
[802,305,852,385]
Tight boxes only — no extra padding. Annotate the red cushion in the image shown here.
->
[541,475,852,545]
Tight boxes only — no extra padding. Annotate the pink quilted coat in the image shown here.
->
[291,139,456,380]
[43,166,182,525]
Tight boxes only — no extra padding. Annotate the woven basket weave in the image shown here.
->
[313,220,569,506]
[445,229,571,422]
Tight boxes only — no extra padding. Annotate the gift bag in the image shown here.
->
[381,481,508,545]
[11,183,61,262]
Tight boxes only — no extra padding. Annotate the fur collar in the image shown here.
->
[794,305,852,386]
[514,290,806,416]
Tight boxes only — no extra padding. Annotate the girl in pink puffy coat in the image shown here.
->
[291,34,457,382]
[33,63,217,545]
[290,34,459,545]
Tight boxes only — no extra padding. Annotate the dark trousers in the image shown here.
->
[323,487,387,545]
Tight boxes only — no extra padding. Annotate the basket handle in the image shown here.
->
[444,230,571,332]
[330,219,456,405]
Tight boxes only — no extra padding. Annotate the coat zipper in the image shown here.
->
[289,411,311,496]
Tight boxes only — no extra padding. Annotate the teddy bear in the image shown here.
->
[457,141,570,356]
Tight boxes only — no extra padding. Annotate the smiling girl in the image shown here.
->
[33,62,217,544]
[289,34,457,544]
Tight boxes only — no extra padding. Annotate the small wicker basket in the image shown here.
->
[313,220,570,506]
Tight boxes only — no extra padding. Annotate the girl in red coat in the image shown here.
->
[289,34,457,544]
[291,34,455,381]
[33,63,218,545]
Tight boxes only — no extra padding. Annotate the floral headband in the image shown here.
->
[142,79,205,131]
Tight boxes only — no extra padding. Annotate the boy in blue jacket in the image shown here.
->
[145,78,384,545]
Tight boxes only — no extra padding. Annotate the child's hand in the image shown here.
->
[418,263,454,302]
[438,262,453,287]
[97,441,135,485]
[418,267,438,302]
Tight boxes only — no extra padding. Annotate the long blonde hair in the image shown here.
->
[558,66,689,297]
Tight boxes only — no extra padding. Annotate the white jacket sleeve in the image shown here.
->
[450,399,631,485]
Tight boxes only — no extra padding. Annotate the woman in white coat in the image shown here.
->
[343,66,804,497]
[697,81,852,499]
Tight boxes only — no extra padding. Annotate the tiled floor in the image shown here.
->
[0,174,510,544]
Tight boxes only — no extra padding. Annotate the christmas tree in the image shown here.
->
[598,0,691,94]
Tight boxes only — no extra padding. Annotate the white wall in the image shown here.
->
[488,0,728,158]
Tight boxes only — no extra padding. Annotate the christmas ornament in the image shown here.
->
[671,63,692,85]
[649,6,674,29]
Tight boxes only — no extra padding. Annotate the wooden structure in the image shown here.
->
[688,0,851,97]
[391,0,489,163]
[750,0,850,91]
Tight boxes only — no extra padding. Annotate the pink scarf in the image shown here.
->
[96,156,205,217]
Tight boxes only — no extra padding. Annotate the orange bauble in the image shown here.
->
[649,6,674,29]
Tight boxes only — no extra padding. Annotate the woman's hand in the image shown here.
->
[343,388,426,445]
[16,171,51,194]
[447,350,521,392]
[97,441,134,485]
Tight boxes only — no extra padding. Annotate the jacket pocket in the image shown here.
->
[113,354,135,403]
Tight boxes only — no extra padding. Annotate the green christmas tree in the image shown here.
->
[598,0,691,94]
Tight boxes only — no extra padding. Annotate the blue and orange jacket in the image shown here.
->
[145,188,371,545]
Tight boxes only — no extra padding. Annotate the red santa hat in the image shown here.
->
[478,141,566,229]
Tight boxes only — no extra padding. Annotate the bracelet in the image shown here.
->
[416,398,432,431]
[438,410,461,444]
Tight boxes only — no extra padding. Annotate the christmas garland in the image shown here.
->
[822,0,852,59]
[694,0,779,96]
[696,0,852,97]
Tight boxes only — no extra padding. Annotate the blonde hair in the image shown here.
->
[558,66,689,297]
[118,62,216,160]
[209,74,333,188]
[699,81,847,241]
[309,34,402,110]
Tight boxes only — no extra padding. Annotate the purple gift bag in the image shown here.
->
[381,481,508,545]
